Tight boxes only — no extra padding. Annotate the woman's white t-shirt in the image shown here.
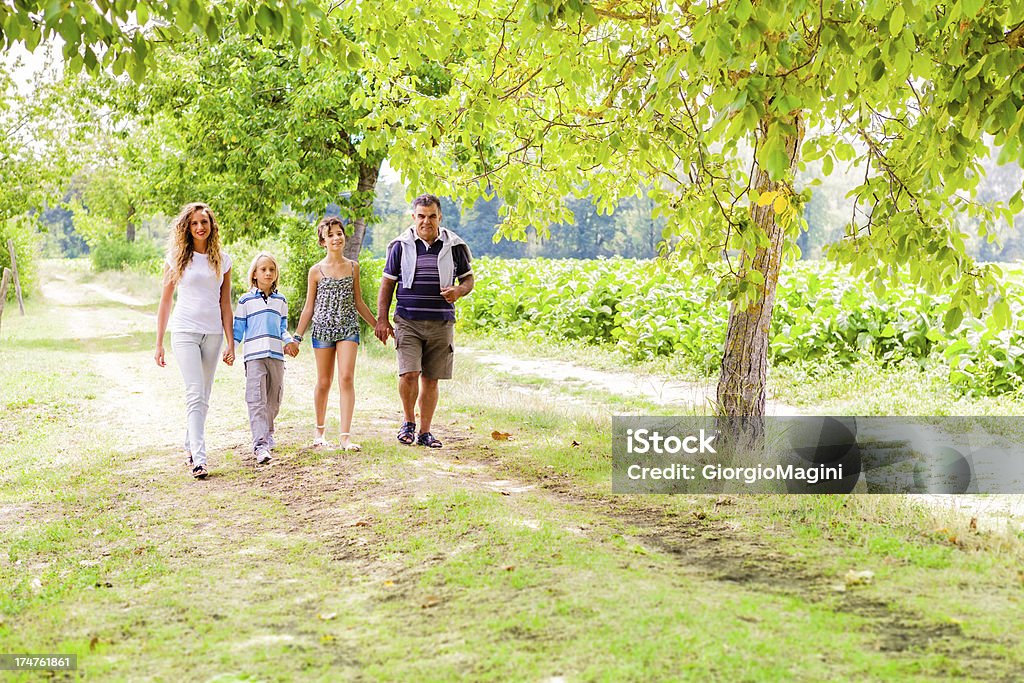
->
[169,252,233,334]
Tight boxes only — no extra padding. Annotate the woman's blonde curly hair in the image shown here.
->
[166,202,224,285]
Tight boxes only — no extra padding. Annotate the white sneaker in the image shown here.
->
[256,449,272,465]
[268,433,276,449]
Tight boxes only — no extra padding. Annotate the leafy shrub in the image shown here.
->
[280,215,322,327]
[0,217,42,300]
[90,237,162,274]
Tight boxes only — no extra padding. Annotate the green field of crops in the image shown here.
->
[449,257,1024,398]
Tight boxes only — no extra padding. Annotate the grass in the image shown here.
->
[1,263,1024,680]
[770,357,1024,416]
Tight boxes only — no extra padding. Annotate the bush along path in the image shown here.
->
[1,266,1023,680]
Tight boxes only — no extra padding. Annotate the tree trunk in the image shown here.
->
[716,114,805,418]
[126,205,136,243]
[345,160,381,260]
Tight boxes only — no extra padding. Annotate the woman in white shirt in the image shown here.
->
[154,203,235,479]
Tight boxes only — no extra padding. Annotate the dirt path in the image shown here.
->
[21,271,1024,680]
[461,347,803,415]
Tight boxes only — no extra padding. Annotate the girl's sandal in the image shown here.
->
[397,421,416,445]
[339,433,361,452]
[191,464,208,479]
[313,425,330,448]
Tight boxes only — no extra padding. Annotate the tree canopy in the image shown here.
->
[5,0,1024,415]
[329,0,1024,414]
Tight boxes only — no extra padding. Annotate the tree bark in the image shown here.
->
[344,160,381,260]
[716,114,805,418]
[126,205,136,243]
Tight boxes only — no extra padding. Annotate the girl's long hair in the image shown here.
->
[166,202,224,284]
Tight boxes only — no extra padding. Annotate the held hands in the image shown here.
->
[222,346,235,366]
[374,319,393,345]
[284,341,300,357]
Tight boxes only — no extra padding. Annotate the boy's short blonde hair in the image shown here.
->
[247,252,280,291]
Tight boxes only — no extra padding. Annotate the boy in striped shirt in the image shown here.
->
[233,253,299,464]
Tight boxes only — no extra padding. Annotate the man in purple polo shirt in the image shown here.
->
[375,194,474,448]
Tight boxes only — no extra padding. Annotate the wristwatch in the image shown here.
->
[293,334,303,343]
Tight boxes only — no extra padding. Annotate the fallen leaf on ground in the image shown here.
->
[89,636,99,651]
[491,431,513,440]
[969,517,978,531]
[504,565,515,572]
[383,580,395,587]
[421,595,442,609]
[843,569,874,587]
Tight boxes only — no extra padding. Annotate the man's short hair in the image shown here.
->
[412,194,442,212]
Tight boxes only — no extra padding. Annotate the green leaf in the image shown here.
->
[5,14,22,40]
[256,5,273,30]
[822,153,834,176]
[943,307,964,333]
[774,94,801,114]
[204,16,219,42]
[890,4,905,34]
[759,127,791,181]
[735,0,753,22]
[129,54,147,84]
[991,299,1011,329]
[962,0,983,16]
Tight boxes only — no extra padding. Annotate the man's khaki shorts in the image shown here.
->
[394,315,455,379]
